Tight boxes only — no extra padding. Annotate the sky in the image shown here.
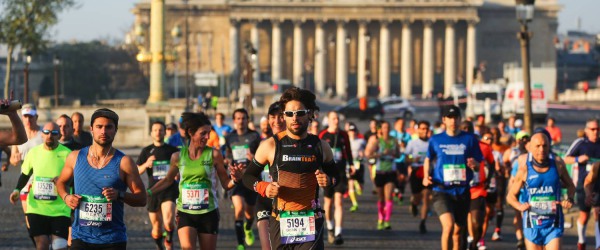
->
[36,0,600,42]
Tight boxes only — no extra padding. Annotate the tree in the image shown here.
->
[0,0,76,98]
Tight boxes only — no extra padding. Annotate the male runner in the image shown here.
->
[56,114,84,151]
[71,112,92,147]
[405,120,431,234]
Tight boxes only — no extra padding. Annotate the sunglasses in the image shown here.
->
[42,129,60,135]
[283,110,310,117]
[482,136,491,141]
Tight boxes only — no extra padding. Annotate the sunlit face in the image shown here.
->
[91,117,117,147]
[380,122,391,135]
[268,112,285,134]
[443,116,460,132]
[395,119,405,132]
[151,123,166,143]
[586,120,599,143]
[369,120,377,131]
[284,100,310,136]
[189,125,212,147]
[498,121,506,131]
[216,114,225,125]
[72,114,83,132]
[233,111,248,131]
[22,114,37,129]
[547,119,555,127]
[42,122,60,148]
[417,123,429,139]
[56,117,73,141]
[328,112,339,129]
[529,134,550,162]
[260,119,269,134]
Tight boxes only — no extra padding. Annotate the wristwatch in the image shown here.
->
[118,191,125,201]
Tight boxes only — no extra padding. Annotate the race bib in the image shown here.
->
[33,177,57,200]
[529,196,557,215]
[333,148,343,162]
[280,210,316,244]
[79,195,112,227]
[182,183,209,210]
[152,160,169,180]
[443,164,466,185]
[232,145,249,163]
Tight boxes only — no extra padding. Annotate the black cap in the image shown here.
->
[91,108,119,127]
[268,101,282,115]
[348,122,357,131]
[442,105,461,118]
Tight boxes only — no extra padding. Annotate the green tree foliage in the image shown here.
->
[0,0,76,98]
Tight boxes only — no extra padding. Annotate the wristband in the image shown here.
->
[575,156,579,163]
[147,189,152,196]
[63,194,69,201]
[13,189,20,193]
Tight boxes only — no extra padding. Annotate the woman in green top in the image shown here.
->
[150,112,242,250]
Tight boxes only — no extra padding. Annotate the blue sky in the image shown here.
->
[46,0,600,42]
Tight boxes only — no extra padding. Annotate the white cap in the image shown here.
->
[515,119,523,128]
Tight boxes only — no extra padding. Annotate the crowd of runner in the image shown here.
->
[2,87,600,250]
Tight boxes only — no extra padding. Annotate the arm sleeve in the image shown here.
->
[15,171,32,191]
[21,150,33,175]
[136,148,148,166]
[342,132,353,161]
[242,158,266,193]
[322,160,340,187]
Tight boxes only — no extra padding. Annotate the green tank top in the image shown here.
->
[376,138,396,172]
[177,146,218,214]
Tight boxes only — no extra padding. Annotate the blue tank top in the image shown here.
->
[522,153,563,229]
[72,146,127,244]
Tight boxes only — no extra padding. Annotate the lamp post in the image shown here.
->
[23,51,32,103]
[171,25,182,99]
[243,42,257,120]
[365,31,372,96]
[183,0,191,111]
[53,55,61,107]
[516,0,535,133]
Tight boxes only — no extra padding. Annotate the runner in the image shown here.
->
[166,119,187,148]
[0,94,28,183]
[347,123,366,213]
[148,112,242,250]
[318,110,353,245]
[546,117,562,145]
[423,105,483,250]
[488,127,509,242]
[56,114,84,151]
[9,122,71,250]
[10,103,43,247]
[254,101,285,250]
[365,120,399,230]
[71,112,93,147]
[507,132,575,250]
[507,131,530,249]
[137,121,180,250]
[390,118,411,204]
[259,116,272,140]
[404,120,431,234]
[242,87,336,250]
[225,108,261,250]
[56,108,147,249]
[480,130,505,248]
[584,161,600,250]
[564,118,600,250]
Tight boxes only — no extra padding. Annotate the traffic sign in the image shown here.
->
[194,72,218,87]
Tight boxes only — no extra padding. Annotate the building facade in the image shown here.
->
[132,0,560,99]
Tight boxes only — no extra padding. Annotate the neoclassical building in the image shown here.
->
[132,0,560,99]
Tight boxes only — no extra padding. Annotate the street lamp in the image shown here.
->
[365,31,372,96]
[23,51,32,103]
[516,0,535,133]
[243,41,257,120]
[53,55,61,107]
[171,25,182,99]
[183,0,191,111]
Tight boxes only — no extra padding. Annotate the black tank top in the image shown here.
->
[271,131,324,213]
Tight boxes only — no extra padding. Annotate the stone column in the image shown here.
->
[357,20,368,98]
[229,19,239,89]
[250,20,260,83]
[271,20,282,82]
[379,20,390,98]
[422,20,434,97]
[314,20,326,95]
[401,20,413,98]
[293,20,304,87]
[335,20,348,98]
[444,20,456,97]
[148,0,165,104]
[466,19,478,90]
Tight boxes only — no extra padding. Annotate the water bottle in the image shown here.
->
[0,100,22,111]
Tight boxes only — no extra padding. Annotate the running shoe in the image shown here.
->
[477,239,486,250]
[382,221,391,230]
[243,222,255,246]
[334,234,344,245]
[328,230,335,244]
[419,220,427,234]
[237,244,245,250]
[349,205,358,212]
[467,236,473,247]
[491,230,502,241]
[377,220,384,230]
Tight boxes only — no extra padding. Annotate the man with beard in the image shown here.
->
[242,87,337,250]
[56,115,84,151]
[9,122,71,250]
[137,121,179,250]
[56,108,147,249]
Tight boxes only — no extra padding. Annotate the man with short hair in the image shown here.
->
[546,117,562,145]
[507,133,575,250]
[225,108,261,249]
[423,105,483,250]
[56,108,147,249]
[137,121,179,250]
[56,114,84,151]
[564,119,600,250]
[9,122,72,250]
[405,120,431,234]
[71,112,92,147]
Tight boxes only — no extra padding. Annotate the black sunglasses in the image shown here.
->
[42,129,60,135]
[283,110,310,117]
